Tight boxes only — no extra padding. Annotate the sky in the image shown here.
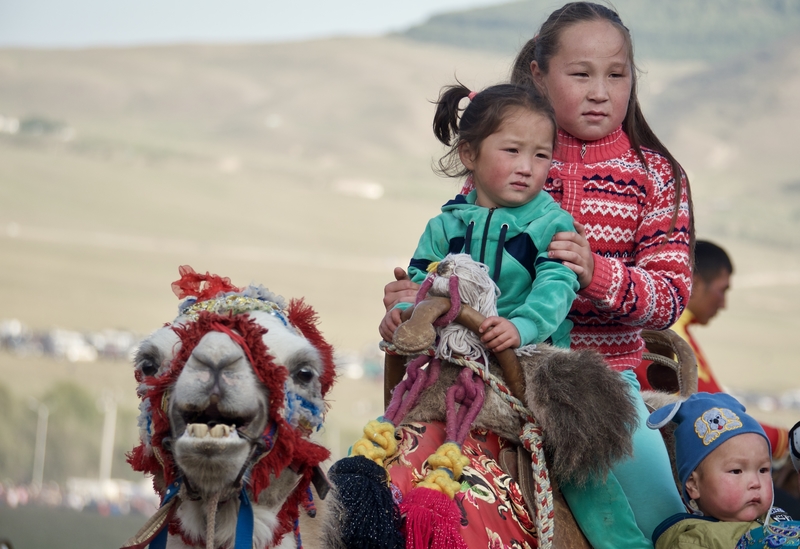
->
[0,0,511,48]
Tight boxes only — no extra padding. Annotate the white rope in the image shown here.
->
[430,255,498,366]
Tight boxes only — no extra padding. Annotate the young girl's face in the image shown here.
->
[459,107,554,210]
[532,20,632,142]
[685,433,772,522]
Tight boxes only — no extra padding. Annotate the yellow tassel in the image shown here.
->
[418,469,462,499]
[417,443,469,499]
[349,419,398,466]
[427,442,469,479]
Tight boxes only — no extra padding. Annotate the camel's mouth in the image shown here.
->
[176,402,259,440]
[184,423,238,439]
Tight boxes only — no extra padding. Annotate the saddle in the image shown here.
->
[384,299,698,549]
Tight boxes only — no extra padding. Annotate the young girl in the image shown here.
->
[379,82,579,353]
[385,3,693,548]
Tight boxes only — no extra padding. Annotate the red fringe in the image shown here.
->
[400,488,467,549]
[171,265,240,301]
[286,298,336,397]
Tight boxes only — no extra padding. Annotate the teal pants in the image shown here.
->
[560,370,685,549]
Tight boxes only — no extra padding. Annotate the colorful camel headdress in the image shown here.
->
[127,266,335,547]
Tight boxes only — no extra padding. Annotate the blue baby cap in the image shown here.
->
[647,392,770,504]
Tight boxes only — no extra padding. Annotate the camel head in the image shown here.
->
[126,266,335,548]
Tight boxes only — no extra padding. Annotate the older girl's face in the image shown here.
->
[532,20,632,142]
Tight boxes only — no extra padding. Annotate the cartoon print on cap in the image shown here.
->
[695,407,743,446]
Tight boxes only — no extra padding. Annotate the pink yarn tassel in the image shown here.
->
[400,488,467,549]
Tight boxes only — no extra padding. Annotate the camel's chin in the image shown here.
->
[173,427,256,494]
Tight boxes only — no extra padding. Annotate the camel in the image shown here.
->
[122,266,335,549]
[321,254,695,549]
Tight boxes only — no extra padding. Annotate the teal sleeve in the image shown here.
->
[507,217,579,346]
[508,253,578,346]
[393,216,449,312]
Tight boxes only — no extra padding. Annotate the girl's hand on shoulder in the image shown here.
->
[383,267,420,311]
[548,221,594,289]
[379,308,403,342]
[479,316,520,353]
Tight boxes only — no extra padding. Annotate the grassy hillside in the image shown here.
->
[1,27,799,489]
[0,38,512,345]
[404,0,800,62]
[647,33,800,248]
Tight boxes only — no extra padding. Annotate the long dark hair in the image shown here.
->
[433,82,555,178]
[510,2,693,251]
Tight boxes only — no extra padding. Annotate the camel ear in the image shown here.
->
[647,401,682,429]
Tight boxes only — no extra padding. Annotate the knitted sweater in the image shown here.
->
[548,127,692,371]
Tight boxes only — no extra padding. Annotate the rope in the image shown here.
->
[205,491,220,549]
[384,355,441,426]
[520,423,555,549]
[445,368,485,444]
[448,355,554,549]
[448,357,535,422]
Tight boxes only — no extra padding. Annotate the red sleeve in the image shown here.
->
[764,424,789,460]
[581,154,692,330]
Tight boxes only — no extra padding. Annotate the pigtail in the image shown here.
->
[432,83,556,181]
[432,84,471,146]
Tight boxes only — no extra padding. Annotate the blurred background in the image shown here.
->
[1,0,799,546]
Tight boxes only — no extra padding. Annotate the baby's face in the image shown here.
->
[686,433,772,522]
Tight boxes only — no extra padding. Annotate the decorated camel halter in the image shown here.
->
[125,266,333,549]
[335,258,555,549]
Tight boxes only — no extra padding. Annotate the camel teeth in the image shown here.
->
[188,423,209,438]
[209,424,230,438]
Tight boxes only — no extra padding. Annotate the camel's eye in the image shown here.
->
[139,357,159,377]
[293,366,316,385]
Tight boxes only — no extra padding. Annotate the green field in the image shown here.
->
[0,505,147,549]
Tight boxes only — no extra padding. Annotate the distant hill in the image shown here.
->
[646,32,800,247]
[403,0,800,62]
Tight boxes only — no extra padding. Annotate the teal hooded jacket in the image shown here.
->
[400,190,579,348]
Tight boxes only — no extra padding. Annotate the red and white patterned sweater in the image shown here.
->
[548,127,692,371]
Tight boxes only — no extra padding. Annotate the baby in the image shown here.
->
[648,392,799,548]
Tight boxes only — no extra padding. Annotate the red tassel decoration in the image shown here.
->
[400,487,467,549]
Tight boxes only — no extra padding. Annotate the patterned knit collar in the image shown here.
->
[554,126,630,164]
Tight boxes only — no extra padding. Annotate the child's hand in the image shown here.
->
[548,221,594,289]
[479,316,520,352]
[379,308,404,342]
[383,267,420,311]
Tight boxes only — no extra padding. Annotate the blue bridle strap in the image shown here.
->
[235,488,254,549]
[148,485,254,549]
[148,481,181,549]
